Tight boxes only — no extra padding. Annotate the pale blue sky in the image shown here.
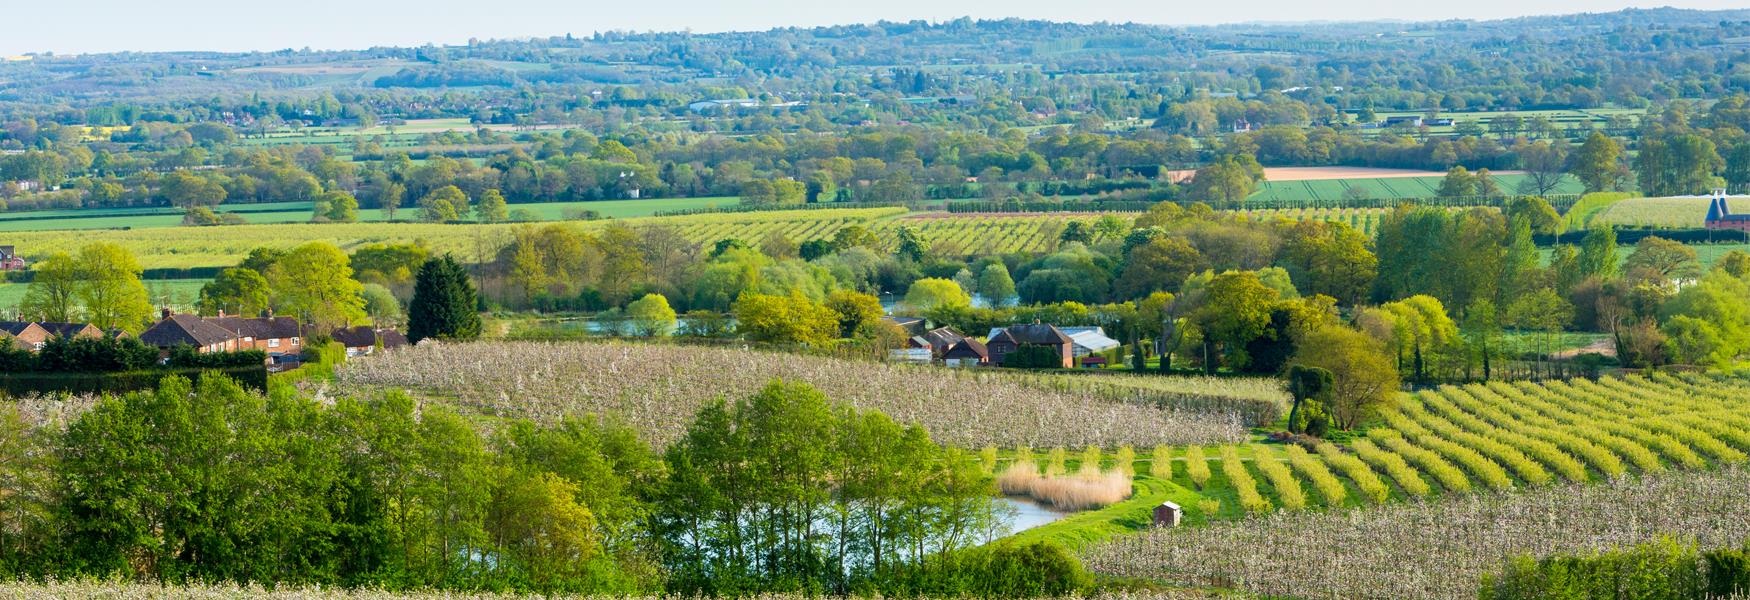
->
[4,0,1745,56]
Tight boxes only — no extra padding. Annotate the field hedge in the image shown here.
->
[0,366,266,395]
[1479,539,1750,600]
[1535,228,1750,246]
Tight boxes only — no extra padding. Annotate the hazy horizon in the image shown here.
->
[3,0,1747,56]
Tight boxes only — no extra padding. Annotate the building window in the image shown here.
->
[269,339,280,348]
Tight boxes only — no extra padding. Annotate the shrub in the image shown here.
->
[1479,538,1707,600]
[1003,344,1065,369]
[894,541,1093,598]
[1707,545,1750,597]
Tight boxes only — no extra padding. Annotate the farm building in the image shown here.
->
[0,246,24,271]
[332,326,408,357]
[986,323,1075,369]
[942,338,990,367]
[918,326,968,357]
[1152,501,1183,527]
[1061,326,1122,358]
[1705,189,1750,232]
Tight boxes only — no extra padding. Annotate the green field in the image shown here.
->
[0,278,206,312]
[0,197,742,232]
[1591,195,1750,229]
[1246,173,1584,203]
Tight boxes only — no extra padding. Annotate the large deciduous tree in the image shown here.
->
[1289,325,1399,430]
[268,242,368,332]
[76,242,154,333]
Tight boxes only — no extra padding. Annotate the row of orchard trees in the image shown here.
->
[0,375,1062,595]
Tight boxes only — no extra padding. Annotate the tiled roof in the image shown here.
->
[989,323,1073,345]
[138,314,237,348]
[209,316,301,340]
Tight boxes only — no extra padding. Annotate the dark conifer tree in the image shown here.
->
[406,255,481,344]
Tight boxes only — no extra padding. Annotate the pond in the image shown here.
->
[992,496,1071,538]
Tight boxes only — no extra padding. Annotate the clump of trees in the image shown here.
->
[0,373,1083,597]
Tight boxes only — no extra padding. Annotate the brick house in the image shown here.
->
[985,323,1075,369]
[0,321,53,351]
[0,246,24,271]
[35,322,104,341]
[138,314,243,354]
[209,314,303,357]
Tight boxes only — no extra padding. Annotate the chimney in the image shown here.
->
[160,307,173,321]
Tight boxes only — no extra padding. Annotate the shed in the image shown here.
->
[1152,501,1183,528]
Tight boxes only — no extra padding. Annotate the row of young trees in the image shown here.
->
[0,374,1080,596]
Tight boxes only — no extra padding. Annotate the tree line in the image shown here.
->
[0,375,1084,596]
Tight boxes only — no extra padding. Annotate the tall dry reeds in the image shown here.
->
[997,459,1134,511]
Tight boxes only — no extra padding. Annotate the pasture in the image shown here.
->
[0,278,205,312]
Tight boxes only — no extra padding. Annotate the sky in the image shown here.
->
[3,0,1747,56]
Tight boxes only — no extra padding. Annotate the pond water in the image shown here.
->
[994,496,1071,537]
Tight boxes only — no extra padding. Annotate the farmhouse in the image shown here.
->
[0,246,24,271]
[1704,189,1750,232]
[986,323,1075,369]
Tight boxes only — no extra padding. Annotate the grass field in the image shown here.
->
[0,278,205,312]
[1591,195,1750,229]
[1246,173,1583,203]
[0,197,742,232]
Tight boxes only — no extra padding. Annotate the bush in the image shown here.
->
[883,541,1092,597]
[0,366,266,395]
[1003,344,1064,369]
[1708,545,1750,597]
[1479,538,1711,600]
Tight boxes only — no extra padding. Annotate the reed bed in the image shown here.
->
[997,461,1136,511]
